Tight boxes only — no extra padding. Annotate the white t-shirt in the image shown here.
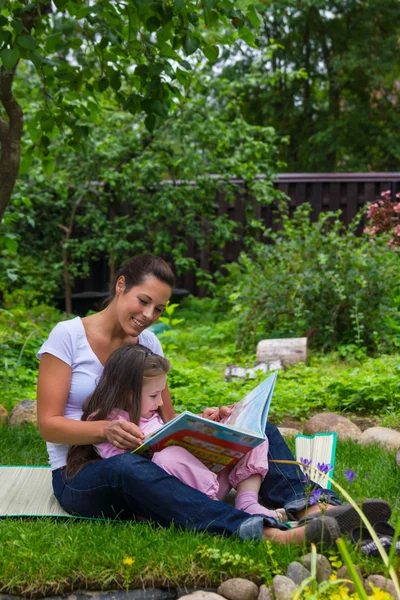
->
[37,316,164,470]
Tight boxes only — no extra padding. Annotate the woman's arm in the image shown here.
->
[37,353,144,448]
[159,384,176,423]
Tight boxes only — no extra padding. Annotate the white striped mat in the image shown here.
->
[0,466,70,517]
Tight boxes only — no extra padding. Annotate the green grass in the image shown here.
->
[1,298,400,595]
[0,426,399,597]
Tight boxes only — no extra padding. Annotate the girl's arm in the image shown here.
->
[159,383,176,423]
[37,353,144,449]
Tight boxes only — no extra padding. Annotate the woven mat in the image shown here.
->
[0,466,70,517]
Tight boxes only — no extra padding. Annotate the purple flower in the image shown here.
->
[300,457,312,467]
[317,462,333,475]
[308,488,322,506]
[344,469,355,484]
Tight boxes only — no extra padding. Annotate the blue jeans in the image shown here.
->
[52,423,341,536]
[260,423,341,517]
[52,452,287,540]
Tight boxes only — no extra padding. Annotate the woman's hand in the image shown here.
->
[104,420,145,450]
[201,405,234,422]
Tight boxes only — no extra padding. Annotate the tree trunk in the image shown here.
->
[0,70,23,222]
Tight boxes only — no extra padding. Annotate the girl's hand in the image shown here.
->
[104,420,145,450]
[201,405,234,422]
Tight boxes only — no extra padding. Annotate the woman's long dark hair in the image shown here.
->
[66,344,170,477]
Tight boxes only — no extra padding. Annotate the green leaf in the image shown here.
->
[123,93,141,114]
[203,45,219,63]
[175,68,189,88]
[180,60,192,70]
[146,16,161,32]
[110,73,121,91]
[182,35,199,56]
[150,100,169,118]
[135,64,149,78]
[145,113,156,132]
[0,48,20,71]
[246,5,262,34]
[98,77,109,92]
[41,116,54,132]
[239,25,257,48]
[5,237,18,253]
[174,0,184,10]
[203,0,218,8]
[17,34,37,50]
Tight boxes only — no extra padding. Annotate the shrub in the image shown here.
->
[221,204,400,353]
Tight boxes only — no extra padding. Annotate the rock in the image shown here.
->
[257,338,308,367]
[272,575,297,600]
[365,574,398,598]
[303,413,362,441]
[0,404,8,425]
[302,553,332,582]
[257,585,272,600]
[397,449,400,468]
[337,565,363,594]
[9,399,37,428]
[278,427,301,438]
[218,579,258,600]
[225,362,282,382]
[179,593,225,600]
[360,427,400,451]
[286,561,311,585]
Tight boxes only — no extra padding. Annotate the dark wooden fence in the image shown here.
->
[67,172,400,312]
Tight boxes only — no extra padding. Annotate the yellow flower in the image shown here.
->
[122,557,134,566]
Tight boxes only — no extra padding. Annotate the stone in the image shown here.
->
[337,565,363,594]
[257,585,272,600]
[9,399,37,428]
[303,413,362,441]
[225,363,280,382]
[286,561,311,585]
[302,553,332,582]
[365,574,398,598]
[272,575,297,600]
[360,427,400,451]
[180,593,225,600]
[278,427,300,438]
[218,578,258,600]
[0,404,8,425]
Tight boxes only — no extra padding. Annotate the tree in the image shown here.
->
[0,0,261,222]
[2,67,284,306]
[218,0,400,171]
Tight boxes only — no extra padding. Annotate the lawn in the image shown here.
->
[1,298,400,596]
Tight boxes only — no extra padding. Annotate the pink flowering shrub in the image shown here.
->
[364,190,400,246]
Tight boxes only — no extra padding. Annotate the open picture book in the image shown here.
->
[133,371,278,473]
[295,432,338,489]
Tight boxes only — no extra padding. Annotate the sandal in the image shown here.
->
[351,525,392,556]
[374,522,400,554]
[304,515,341,548]
[298,500,391,534]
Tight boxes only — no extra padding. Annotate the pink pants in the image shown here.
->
[152,440,269,500]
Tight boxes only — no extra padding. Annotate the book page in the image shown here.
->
[224,371,277,436]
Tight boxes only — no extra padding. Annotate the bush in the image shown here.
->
[221,204,400,353]
[0,298,63,411]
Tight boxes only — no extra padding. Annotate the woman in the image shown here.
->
[36,254,387,543]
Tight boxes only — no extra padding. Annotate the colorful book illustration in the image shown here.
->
[295,432,338,489]
[133,371,278,473]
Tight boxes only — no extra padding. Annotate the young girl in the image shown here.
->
[67,344,286,522]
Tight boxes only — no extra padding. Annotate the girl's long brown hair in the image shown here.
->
[66,344,170,477]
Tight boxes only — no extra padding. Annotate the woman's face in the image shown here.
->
[115,275,172,337]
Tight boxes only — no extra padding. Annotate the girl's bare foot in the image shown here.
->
[263,515,341,547]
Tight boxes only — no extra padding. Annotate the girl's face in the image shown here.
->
[115,275,171,338]
[141,374,167,419]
